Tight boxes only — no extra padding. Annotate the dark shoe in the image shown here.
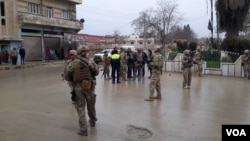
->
[117,81,121,84]
[77,130,88,136]
[89,121,95,127]
[112,81,115,84]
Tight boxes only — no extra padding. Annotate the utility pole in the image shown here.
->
[143,13,146,50]
[216,11,220,50]
[40,0,45,61]
[211,0,214,47]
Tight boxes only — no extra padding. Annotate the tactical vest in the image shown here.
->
[120,52,127,63]
[137,53,143,62]
[151,54,163,68]
[73,59,92,82]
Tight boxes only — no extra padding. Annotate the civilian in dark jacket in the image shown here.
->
[19,46,26,65]
[110,50,121,84]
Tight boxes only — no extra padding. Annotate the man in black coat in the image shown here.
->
[19,46,26,65]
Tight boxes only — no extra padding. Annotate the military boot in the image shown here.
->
[89,120,96,127]
[77,130,88,136]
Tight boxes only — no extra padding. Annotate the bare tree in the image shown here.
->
[132,0,182,48]
[113,30,121,44]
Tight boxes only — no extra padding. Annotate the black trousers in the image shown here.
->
[111,66,120,82]
[127,64,134,78]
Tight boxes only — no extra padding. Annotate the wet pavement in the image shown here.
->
[0,64,250,141]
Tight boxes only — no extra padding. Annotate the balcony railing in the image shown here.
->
[18,13,83,31]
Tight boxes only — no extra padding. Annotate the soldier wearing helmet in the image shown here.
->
[145,47,163,101]
[134,47,147,81]
[241,49,250,79]
[120,47,128,81]
[102,51,111,80]
[65,45,99,136]
[193,47,203,77]
[61,49,78,103]
[182,49,193,89]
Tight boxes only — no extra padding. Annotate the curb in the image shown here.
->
[0,61,64,71]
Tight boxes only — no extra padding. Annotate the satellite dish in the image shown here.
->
[80,19,85,23]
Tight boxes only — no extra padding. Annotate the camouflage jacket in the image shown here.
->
[150,53,164,73]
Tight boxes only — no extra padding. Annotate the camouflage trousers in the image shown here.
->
[183,67,192,87]
[74,82,97,131]
[103,65,110,79]
[243,64,250,79]
[194,62,202,76]
[120,63,127,80]
[149,72,161,98]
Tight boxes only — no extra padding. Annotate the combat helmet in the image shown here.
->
[69,50,77,56]
[77,45,89,57]
[183,49,190,55]
[77,45,89,53]
[243,49,249,54]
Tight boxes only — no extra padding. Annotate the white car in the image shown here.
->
[93,49,112,64]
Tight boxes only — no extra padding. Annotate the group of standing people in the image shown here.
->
[101,46,165,102]
[102,46,149,84]
[0,46,25,65]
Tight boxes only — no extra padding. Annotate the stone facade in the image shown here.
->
[0,0,83,61]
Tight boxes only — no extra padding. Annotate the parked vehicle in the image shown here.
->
[93,49,112,64]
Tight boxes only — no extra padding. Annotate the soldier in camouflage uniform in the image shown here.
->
[145,48,164,101]
[61,50,77,103]
[66,45,99,136]
[103,51,111,80]
[193,47,203,77]
[120,47,128,81]
[182,50,193,89]
[241,49,249,79]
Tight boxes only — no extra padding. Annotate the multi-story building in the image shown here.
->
[0,0,83,61]
[125,34,155,50]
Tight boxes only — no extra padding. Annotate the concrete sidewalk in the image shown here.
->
[0,60,64,71]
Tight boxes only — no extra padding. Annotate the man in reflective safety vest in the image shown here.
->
[110,50,121,84]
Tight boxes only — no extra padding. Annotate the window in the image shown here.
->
[28,3,40,14]
[47,7,53,18]
[1,18,5,25]
[139,41,143,45]
[61,10,70,19]
[1,2,5,16]
[130,42,134,45]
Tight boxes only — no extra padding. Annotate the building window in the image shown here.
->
[1,18,5,25]
[47,7,53,18]
[28,3,40,14]
[1,2,5,16]
[130,42,134,45]
[147,41,151,44]
[61,10,70,19]
[139,41,143,45]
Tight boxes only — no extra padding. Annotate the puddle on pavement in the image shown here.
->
[126,124,153,139]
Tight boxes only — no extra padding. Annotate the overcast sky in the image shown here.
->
[76,0,216,38]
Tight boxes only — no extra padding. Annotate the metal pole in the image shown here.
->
[216,12,220,50]
[40,0,45,61]
[143,13,147,50]
[41,27,45,61]
[211,0,214,46]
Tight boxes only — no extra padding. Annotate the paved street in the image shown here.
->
[0,64,250,141]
